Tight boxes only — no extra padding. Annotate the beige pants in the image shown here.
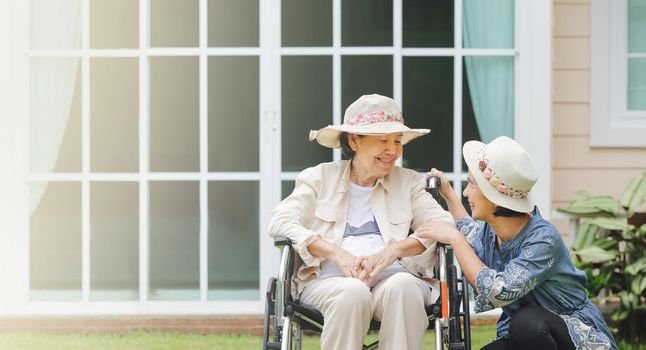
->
[299,272,433,350]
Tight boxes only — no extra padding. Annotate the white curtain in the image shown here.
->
[463,0,514,143]
[628,0,646,110]
[30,0,81,214]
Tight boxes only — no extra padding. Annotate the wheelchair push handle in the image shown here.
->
[426,175,441,200]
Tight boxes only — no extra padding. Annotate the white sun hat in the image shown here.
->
[308,94,430,148]
[463,136,538,213]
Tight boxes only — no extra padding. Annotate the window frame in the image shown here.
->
[591,0,646,147]
[1,0,551,315]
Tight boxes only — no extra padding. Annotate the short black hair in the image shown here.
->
[339,133,364,159]
[492,206,527,217]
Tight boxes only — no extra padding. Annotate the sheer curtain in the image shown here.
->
[628,0,646,110]
[30,0,81,214]
[463,0,514,142]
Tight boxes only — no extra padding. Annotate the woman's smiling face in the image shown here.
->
[349,133,403,185]
[463,171,496,220]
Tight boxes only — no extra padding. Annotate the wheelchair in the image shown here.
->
[262,177,471,350]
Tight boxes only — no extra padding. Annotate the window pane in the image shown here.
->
[463,0,513,49]
[30,0,81,49]
[149,182,199,300]
[282,56,333,171]
[90,0,138,49]
[462,61,482,172]
[402,57,453,172]
[30,58,82,173]
[208,181,259,300]
[150,57,199,172]
[628,58,646,110]
[282,180,295,200]
[90,182,138,301]
[342,56,393,115]
[151,0,199,47]
[629,0,646,53]
[208,0,259,47]
[342,0,392,46]
[90,58,139,172]
[30,182,81,301]
[282,0,332,47]
[208,56,259,171]
[403,0,453,48]
[463,56,514,144]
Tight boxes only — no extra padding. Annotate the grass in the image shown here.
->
[0,326,497,350]
[0,326,642,349]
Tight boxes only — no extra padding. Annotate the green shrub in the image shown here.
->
[558,172,646,345]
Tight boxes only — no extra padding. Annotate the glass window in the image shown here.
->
[282,56,333,171]
[150,0,199,47]
[149,182,200,300]
[30,58,82,173]
[90,58,139,172]
[628,0,646,110]
[208,181,259,300]
[30,182,82,301]
[282,181,295,200]
[402,57,453,172]
[208,56,259,172]
[150,57,200,172]
[403,0,453,48]
[462,0,514,49]
[30,0,81,50]
[90,0,138,49]
[342,55,393,114]
[282,0,332,47]
[342,0,392,46]
[90,182,139,301]
[208,0,259,47]
[463,56,514,144]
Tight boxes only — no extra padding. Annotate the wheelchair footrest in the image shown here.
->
[447,343,465,350]
[266,342,282,349]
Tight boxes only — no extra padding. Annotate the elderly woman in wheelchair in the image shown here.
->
[268,94,453,350]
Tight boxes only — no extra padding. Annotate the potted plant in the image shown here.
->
[558,172,646,346]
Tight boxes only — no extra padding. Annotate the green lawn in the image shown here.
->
[0,326,496,350]
[1,327,642,350]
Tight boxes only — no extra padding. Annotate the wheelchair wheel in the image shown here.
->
[263,277,283,350]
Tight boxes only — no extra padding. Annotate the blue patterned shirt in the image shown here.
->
[456,208,617,350]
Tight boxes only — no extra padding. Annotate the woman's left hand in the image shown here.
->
[416,221,461,245]
[358,246,399,285]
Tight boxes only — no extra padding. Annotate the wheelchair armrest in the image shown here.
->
[274,237,293,248]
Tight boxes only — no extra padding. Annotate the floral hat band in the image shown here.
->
[477,148,529,200]
[345,111,404,126]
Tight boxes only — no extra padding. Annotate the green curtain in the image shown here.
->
[628,0,646,110]
[463,0,514,142]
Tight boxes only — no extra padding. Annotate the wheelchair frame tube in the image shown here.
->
[276,245,291,331]
[435,243,447,350]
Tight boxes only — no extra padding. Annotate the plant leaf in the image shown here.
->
[572,246,618,263]
[625,257,646,275]
[557,196,624,216]
[620,172,646,213]
[587,217,634,231]
[572,223,600,251]
[631,275,646,295]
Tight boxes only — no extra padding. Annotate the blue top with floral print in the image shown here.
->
[456,207,617,350]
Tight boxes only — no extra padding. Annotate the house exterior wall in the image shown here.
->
[552,0,646,235]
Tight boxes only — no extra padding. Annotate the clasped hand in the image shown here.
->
[333,247,398,287]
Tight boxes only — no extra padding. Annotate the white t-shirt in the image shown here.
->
[320,182,409,286]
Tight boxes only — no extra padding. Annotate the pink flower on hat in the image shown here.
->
[483,168,493,180]
[497,184,507,193]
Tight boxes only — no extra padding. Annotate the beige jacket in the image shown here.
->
[268,160,454,298]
